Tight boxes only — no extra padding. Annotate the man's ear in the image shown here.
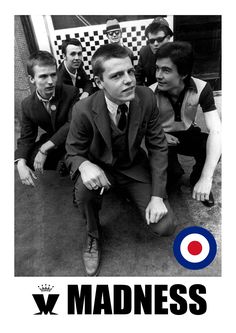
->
[94,76,104,90]
[63,53,66,61]
[28,75,35,85]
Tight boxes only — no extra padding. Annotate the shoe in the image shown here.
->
[82,235,101,276]
[201,192,215,207]
[57,160,69,177]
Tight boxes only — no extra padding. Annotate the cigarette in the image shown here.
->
[100,187,105,195]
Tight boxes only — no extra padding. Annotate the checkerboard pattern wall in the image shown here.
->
[52,19,153,80]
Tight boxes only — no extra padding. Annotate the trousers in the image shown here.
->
[74,169,176,239]
[167,126,208,185]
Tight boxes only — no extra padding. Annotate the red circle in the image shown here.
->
[188,241,202,255]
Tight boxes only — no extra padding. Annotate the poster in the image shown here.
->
[2,1,235,331]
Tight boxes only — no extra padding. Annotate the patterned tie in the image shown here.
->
[117,104,128,130]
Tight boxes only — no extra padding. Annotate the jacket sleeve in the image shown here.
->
[49,123,70,147]
[145,90,168,198]
[15,100,38,161]
[65,101,92,180]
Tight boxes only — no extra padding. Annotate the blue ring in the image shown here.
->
[173,226,217,270]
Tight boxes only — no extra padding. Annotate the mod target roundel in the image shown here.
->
[173,226,217,270]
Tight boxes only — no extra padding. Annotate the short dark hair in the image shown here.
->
[156,41,194,78]
[27,50,57,77]
[61,38,82,56]
[145,22,173,38]
[91,44,130,79]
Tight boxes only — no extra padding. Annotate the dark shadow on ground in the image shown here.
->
[15,159,221,277]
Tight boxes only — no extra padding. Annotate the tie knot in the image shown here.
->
[118,103,128,114]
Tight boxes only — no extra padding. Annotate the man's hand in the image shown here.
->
[145,196,168,224]
[192,176,212,202]
[17,160,37,186]
[33,150,47,173]
[79,161,111,191]
[165,133,180,146]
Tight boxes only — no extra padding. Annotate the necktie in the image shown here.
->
[43,100,51,115]
[117,104,128,130]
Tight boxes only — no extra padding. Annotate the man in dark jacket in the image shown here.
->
[66,44,175,276]
[135,17,173,86]
[57,38,94,99]
[15,50,79,186]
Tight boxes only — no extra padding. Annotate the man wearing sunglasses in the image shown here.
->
[105,18,134,63]
[135,17,173,86]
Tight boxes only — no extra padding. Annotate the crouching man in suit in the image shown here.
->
[66,44,176,276]
[15,50,80,186]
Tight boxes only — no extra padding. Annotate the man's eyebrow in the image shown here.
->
[156,65,172,70]
[108,66,134,77]
[109,70,124,77]
[38,72,56,76]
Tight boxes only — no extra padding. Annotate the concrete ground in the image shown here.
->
[14,95,221,277]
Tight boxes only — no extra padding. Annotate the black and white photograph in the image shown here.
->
[14,14,221,277]
[2,0,235,331]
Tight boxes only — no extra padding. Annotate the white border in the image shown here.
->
[1,0,235,331]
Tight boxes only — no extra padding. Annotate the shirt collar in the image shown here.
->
[36,90,55,102]
[157,76,198,95]
[187,77,198,92]
[104,95,129,116]
[64,61,77,79]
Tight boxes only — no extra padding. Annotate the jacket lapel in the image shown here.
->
[128,93,142,150]
[92,91,112,151]
[50,85,63,131]
[33,92,51,122]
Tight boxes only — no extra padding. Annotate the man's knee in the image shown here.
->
[148,201,176,237]
[74,177,100,205]
[148,217,176,236]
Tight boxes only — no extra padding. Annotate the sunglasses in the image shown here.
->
[149,36,167,44]
[107,30,121,37]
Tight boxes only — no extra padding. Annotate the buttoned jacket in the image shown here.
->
[66,86,168,198]
[15,84,79,161]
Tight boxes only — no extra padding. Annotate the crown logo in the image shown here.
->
[38,284,54,292]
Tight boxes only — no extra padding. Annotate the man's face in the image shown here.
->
[29,64,57,99]
[148,30,170,54]
[95,56,136,105]
[107,30,122,44]
[64,44,83,72]
[155,57,185,93]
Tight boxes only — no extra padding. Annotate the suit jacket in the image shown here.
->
[135,45,157,86]
[66,86,168,198]
[15,84,80,161]
[57,61,94,95]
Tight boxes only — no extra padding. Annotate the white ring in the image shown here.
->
[180,233,210,263]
